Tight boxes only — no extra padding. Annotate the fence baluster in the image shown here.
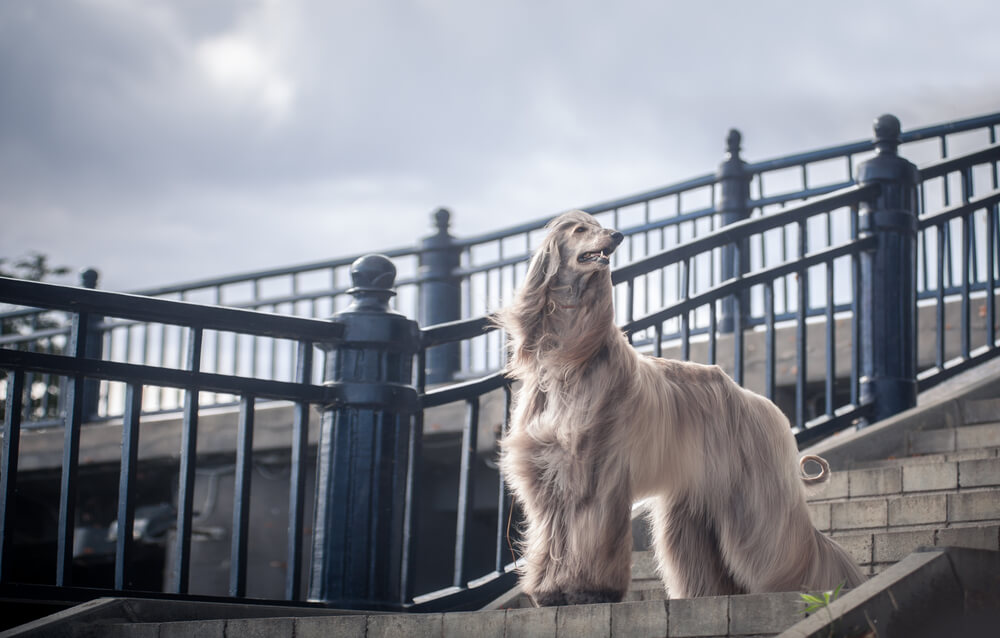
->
[0,369,24,582]
[495,384,513,572]
[825,260,836,417]
[764,283,775,401]
[851,204,861,406]
[680,259,690,361]
[285,340,313,600]
[230,394,255,597]
[936,224,947,369]
[708,302,717,365]
[989,204,998,349]
[401,405,424,604]
[56,312,88,586]
[795,220,808,428]
[453,397,480,588]
[733,241,744,386]
[962,212,972,358]
[114,382,143,590]
[173,327,202,594]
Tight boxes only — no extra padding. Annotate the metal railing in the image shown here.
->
[2,113,997,422]
[0,278,341,604]
[0,112,999,615]
[407,117,1000,609]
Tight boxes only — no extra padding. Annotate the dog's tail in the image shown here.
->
[799,454,832,485]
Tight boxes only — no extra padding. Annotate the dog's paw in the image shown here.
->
[531,590,568,607]
[564,589,625,605]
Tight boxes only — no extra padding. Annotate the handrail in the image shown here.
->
[0,277,343,343]
[622,236,878,335]
[612,184,880,284]
[0,348,328,403]
[421,315,496,348]
[917,144,1000,181]
[744,111,1000,174]
[917,190,1000,231]
[123,246,419,298]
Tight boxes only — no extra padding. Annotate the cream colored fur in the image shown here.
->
[496,210,865,606]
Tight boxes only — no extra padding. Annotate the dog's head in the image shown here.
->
[551,210,624,271]
[525,210,624,292]
[499,210,624,373]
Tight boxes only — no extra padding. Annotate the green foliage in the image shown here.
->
[800,581,844,614]
[799,583,844,614]
[800,582,849,638]
[0,252,70,282]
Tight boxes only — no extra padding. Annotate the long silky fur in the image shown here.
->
[496,210,865,606]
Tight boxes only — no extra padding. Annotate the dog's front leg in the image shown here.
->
[518,507,570,607]
[559,492,633,605]
[518,481,633,606]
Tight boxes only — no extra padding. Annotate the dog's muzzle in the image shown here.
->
[578,231,624,265]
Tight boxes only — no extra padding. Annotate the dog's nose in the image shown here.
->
[610,231,624,245]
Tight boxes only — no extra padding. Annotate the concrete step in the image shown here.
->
[630,520,1000,587]
[807,484,1000,533]
[901,422,1000,456]
[95,591,827,638]
[832,522,1000,576]
[489,551,667,609]
[808,454,1000,503]
[840,445,1000,471]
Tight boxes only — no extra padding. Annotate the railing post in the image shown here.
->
[80,268,102,421]
[718,129,752,333]
[856,114,919,423]
[419,208,461,383]
[308,254,421,609]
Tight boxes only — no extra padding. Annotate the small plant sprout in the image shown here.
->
[801,581,845,614]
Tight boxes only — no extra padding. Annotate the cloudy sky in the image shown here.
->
[1,0,998,293]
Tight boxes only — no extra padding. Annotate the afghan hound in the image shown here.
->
[496,210,864,606]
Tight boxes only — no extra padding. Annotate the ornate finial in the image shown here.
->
[346,254,397,312]
[433,207,451,235]
[726,129,742,158]
[873,114,901,155]
[80,268,99,289]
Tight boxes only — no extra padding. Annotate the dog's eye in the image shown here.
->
[574,226,586,234]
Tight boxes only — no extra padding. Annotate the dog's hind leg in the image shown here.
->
[648,495,743,598]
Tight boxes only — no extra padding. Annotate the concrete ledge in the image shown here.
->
[808,459,1000,503]
[0,597,364,638]
[776,547,1000,638]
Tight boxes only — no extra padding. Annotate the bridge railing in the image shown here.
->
[408,116,1000,610]
[0,112,998,614]
[1,114,997,421]
[0,277,341,604]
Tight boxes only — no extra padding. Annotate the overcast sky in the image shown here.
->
[1,0,998,293]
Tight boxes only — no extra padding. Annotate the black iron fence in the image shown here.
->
[0,279,339,606]
[0,112,999,615]
[2,113,997,423]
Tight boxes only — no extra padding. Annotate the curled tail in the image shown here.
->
[799,454,832,485]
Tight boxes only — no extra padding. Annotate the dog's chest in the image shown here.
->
[524,433,597,500]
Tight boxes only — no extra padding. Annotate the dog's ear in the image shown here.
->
[523,232,562,296]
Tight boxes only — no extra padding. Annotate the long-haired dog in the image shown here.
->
[496,210,864,606]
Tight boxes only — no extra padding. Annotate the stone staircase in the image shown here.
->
[6,373,1000,637]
